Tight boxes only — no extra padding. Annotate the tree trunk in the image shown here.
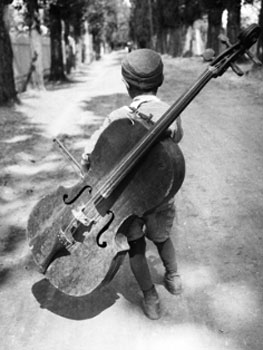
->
[0,4,17,105]
[148,0,154,49]
[93,36,101,60]
[167,25,186,57]
[156,27,168,54]
[49,4,66,81]
[226,0,241,44]
[155,0,165,53]
[26,0,45,90]
[206,6,224,56]
[257,0,263,62]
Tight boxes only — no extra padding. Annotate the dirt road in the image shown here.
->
[0,50,263,350]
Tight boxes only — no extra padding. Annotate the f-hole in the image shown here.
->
[96,210,115,248]
[63,185,92,205]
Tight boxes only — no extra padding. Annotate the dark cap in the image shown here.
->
[121,49,164,90]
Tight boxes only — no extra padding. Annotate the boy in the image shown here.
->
[82,49,183,320]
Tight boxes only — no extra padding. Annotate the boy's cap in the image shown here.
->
[121,49,164,90]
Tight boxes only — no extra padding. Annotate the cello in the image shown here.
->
[27,24,261,296]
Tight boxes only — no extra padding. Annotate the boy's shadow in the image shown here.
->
[31,253,162,320]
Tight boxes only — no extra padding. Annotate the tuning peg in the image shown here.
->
[244,49,262,66]
[230,62,244,76]
[218,33,244,76]
[218,33,231,46]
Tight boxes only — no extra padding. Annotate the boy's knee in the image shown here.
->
[128,236,146,258]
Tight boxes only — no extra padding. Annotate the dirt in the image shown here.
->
[0,50,263,350]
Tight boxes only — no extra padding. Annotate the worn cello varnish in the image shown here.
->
[27,24,261,296]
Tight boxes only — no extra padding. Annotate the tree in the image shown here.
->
[44,0,88,80]
[201,0,254,55]
[154,0,202,56]
[115,0,130,47]
[257,0,263,62]
[129,0,152,48]
[87,0,105,58]
[160,0,186,56]
[200,0,225,55]
[224,0,256,45]
[103,0,118,50]
[49,3,65,80]
[224,0,263,61]
[155,0,168,53]
[0,0,17,105]
[101,0,130,50]
[225,0,241,44]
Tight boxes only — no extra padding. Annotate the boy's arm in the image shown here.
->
[81,116,111,172]
[170,116,183,143]
[81,107,130,172]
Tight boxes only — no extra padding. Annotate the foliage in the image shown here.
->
[130,0,204,51]
[129,0,151,48]
[104,0,130,47]
[86,0,104,37]
[160,0,202,28]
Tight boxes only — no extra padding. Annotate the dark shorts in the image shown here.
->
[124,200,176,243]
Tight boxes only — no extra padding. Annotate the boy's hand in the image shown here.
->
[81,153,91,173]
[176,117,183,130]
[171,117,184,143]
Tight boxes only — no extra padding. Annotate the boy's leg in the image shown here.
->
[144,201,182,295]
[126,218,161,320]
[154,238,182,295]
[154,237,177,273]
[128,236,152,291]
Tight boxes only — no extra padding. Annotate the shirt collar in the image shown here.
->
[130,95,160,109]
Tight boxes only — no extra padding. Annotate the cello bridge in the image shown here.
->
[71,208,96,227]
[58,229,76,248]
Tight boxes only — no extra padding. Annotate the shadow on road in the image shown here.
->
[81,93,130,117]
[32,279,120,320]
[0,225,26,254]
[31,251,162,321]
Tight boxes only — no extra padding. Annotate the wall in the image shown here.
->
[10,30,94,92]
[10,32,51,92]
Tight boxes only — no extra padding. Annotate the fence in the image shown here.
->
[10,31,94,92]
[10,32,51,92]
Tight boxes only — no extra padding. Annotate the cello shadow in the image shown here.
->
[31,248,162,320]
[31,278,120,320]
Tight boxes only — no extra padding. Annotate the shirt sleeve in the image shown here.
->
[82,116,111,156]
[82,106,130,158]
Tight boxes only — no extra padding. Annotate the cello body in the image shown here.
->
[28,118,185,296]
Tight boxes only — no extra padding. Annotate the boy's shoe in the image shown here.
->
[142,285,161,320]
[164,272,183,295]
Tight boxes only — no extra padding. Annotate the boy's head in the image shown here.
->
[121,49,164,97]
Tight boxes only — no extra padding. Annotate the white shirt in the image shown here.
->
[82,94,183,157]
